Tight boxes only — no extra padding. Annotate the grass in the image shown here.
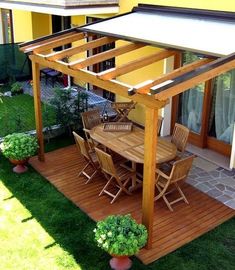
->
[0,137,234,269]
[0,94,56,137]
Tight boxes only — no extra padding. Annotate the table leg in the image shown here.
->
[129,162,143,192]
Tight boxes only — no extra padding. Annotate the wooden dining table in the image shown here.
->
[90,123,177,190]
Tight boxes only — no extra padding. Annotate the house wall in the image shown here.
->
[71,15,86,86]
[31,13,51,39]
[119,0,235,12]
[12,10,33,42]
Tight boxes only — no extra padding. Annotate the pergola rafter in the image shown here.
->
[45,36,117,61]
[20,6,235,248]
[69,42,146,70]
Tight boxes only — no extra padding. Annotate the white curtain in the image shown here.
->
[214,70,235,144]
[180,85,204,134]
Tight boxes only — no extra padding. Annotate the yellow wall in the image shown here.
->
[71,15,87,86]
[13,10,33,42]
[32,13,51,39]
[119,0,235,13]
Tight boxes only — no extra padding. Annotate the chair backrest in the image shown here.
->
[81,109,101,131]
[95,147,116,177]
[157,115,163,136]
[171,123,189,154]
[170,155,194,183]
[72,131,91,161]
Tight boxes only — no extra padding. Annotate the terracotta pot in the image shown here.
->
[9,158,29,174]
[109,255,132,270]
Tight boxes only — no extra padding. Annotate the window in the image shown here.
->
[1,9,14,44]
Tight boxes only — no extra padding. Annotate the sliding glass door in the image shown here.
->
[208,71,235,145]
[173,52,234,156]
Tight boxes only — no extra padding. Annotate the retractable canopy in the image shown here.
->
[82,5,235,58]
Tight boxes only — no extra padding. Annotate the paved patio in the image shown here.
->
[187,157,235,209]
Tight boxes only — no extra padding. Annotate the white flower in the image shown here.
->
[103,242,109,249]
[100,234,106,240]
[97,238,103,244]
[107,231,112,237]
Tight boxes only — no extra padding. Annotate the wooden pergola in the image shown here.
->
[19,6,235,247]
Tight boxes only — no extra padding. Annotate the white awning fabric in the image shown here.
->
[82,10,235,57]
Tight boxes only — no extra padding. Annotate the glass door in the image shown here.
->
[1,9,14,44]
[173,52,233,156]
[207,71,235,155]
[175,52,206,147]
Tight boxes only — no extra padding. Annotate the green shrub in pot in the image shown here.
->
[94,214,148,256]
[1,133,38,160]
[0,133,38,173]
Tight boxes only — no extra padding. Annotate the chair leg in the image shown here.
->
[174,183,189,204]
[85,169,98,184]
[162,194,174,211]
[78,163,90,178]
[99,178,113,197]
[110,187,123,204]
[156,185,174,211]
[78,162,98,184]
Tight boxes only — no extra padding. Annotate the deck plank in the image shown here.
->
[30,145,234,265]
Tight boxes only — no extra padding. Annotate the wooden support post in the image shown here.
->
[32,61,45,161]
[142,107,158,249]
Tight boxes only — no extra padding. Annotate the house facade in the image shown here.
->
[1,0,235,169]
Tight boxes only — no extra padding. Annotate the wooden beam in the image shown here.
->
[152,54,235,100]
[97,50,177,80]
[142,107,158,249]
[32,61,45,161]
[131,58,213,95]
[46,36,117,61]
[29,54,167,109]
[20,31,78,53]
[26,32,85,54]
[69,42,146,69]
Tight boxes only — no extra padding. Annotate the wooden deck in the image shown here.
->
[30,145,235,265]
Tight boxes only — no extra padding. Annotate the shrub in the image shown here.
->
[94,214,148,256]
[49,87,88,134]
[11,82,23,96]
[0,133,38,160]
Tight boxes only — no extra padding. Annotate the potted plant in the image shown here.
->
[10,82,23,96]
[0,133,38,173]
[94,214,148,270]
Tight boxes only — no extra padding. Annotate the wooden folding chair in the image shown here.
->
[81,108,102,150]
[73,131,99,184]
[111,101,136,122]
[171,123,190,158]
[95,147,135,204]
[155,155,195,211]
[157,115,164,136]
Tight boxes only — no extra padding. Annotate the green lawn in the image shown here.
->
[0,137,234,270]
[0,94,56,137]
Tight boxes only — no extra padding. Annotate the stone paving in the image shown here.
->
[186,157,235,210]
